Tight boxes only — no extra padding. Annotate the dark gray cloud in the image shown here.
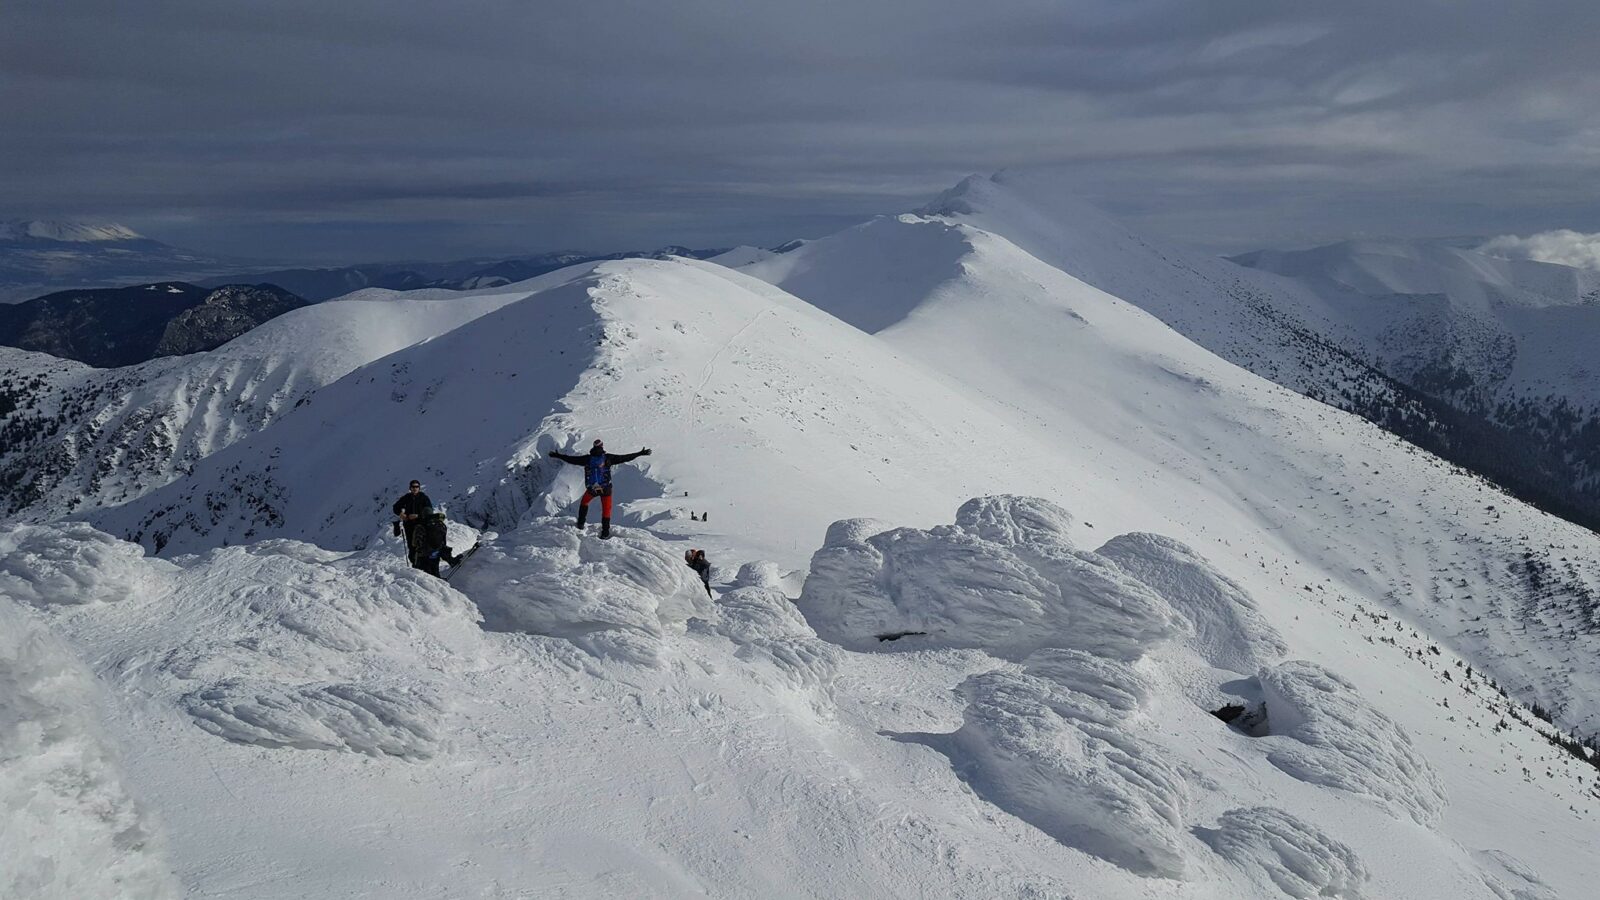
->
[4,0,1600,261]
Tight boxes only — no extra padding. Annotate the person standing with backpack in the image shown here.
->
[392,479,433,565]
[548,438,651,539]
[684,549,712,598]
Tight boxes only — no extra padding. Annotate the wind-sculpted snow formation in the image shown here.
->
[0,601,179,900]
[455,517,714,666]
[1195,806,1368,899]
[798,495,1184,660]
[946,650,1193,878]
[687,561,841,699]
[1097,532,1288,674]
[1256,660,1448,825]
[0,522,483,761]
[802,495,1452,884]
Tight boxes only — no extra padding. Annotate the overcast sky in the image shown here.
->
[5,0,1600,263]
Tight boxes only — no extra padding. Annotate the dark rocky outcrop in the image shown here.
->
[154,285,306,357]
[0,282,306,368]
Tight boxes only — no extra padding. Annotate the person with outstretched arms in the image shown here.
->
[548,438,651,539]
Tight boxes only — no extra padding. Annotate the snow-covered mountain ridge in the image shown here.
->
[5,178,1600,897]
[1231,236,1600,511]
[0,220,145,242]
[0,284,529,522]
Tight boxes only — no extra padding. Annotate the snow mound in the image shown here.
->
[941,650,1191,879]
[1473,849,1562,900]
[0,524,485,762]
[702,565,815,644]
[797,495,1183,660]
[690,562,841,697]
[181,679,444,758]
[1257,660,1446,825]
[1194,806,1368,899]
[1098,532,1288,674]
[455,517,713,666]
[0,521,176,607]
[0,601,179,900]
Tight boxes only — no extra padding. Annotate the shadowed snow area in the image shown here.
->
[0,601,179,900]
[1194,806,1368,899]
[0,285,526,522]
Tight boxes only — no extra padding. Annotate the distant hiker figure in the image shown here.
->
[412,509,467,577]
[685,549,712,598]
[548,439,651,539]
[393,479,432,565]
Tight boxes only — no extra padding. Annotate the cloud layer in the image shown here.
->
[5,1,1600,260]
[1478,231,1600,270]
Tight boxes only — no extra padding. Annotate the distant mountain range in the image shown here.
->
[200,246,734,302]
[0,282,306,367]
[0,220,244,302]
[0,218,740,303]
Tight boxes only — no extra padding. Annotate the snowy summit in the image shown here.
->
[3,173,1599,900]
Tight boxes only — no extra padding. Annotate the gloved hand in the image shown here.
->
[641,448,652,455]
[547,450,558,457]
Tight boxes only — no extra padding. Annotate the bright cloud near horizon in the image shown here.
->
[1479,230,1600,270]
[4,0,1600,263]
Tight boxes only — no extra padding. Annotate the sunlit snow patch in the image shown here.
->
[1097,531,1288,674]
[0,601,180,899]
[0,521,176,607]
[797,495,1183,659]
[943,650,1193,878]
[452,517,714,666]
[688,561,841,698]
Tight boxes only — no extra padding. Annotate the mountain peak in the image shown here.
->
[0,220,145,242]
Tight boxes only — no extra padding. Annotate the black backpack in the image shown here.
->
[417,512,448,553]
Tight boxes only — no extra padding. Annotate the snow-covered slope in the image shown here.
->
[8,187,1600,898]
[10,493,1596,897]
[1235,238,1600,406]
[0,284,531,521]
[88,259,1069,563]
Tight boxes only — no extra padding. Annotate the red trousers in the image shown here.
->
[579,492,613,517]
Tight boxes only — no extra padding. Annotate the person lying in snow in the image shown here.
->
[548,438,651,539]
[684,549,712,598]
[411,509,466,576]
